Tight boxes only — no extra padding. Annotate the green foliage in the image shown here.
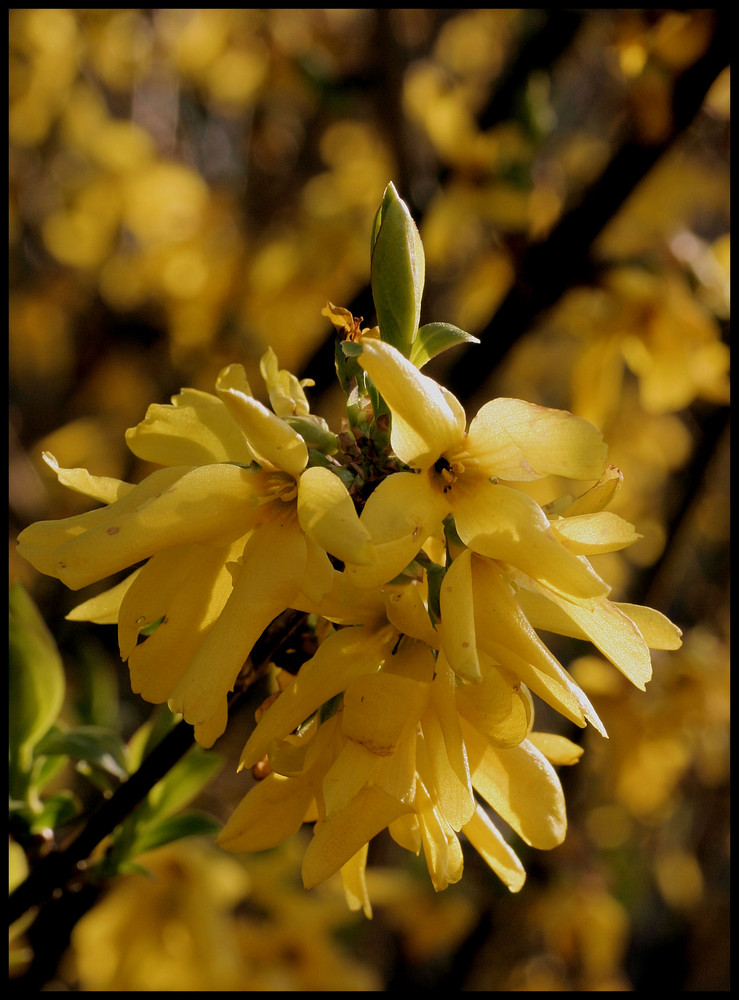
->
[410,322,481,369]
[9,582,66,793]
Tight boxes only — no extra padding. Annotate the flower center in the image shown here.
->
[433,455,465,494]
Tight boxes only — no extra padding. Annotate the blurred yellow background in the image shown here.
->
[9,9,729,991]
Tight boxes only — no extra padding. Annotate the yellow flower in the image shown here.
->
[16,355,372,747]
[219,580,582,912]
[345,337,610,602]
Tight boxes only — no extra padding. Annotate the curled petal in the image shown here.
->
[463,398,607,482]
[414,779,464,891]
[260,346,312,417]
[297,466,374,566]
[550,511,641,555]
[217,364,308,477]
[126,388,256,467]
[383,582,440,647]
[516,586,654,690]
[358,338,466,469]
[439,549,481,681]
[615,603,683,650]
[43,452,135,504]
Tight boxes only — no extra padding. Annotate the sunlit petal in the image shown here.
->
[452,482,608,601]
[464,723,568,850]
[297,466,374,565]
[43,452,135,504]
[125,387,256,467]
[344,471,447,589]
[462,805,526,893]
[119,539,243,703]
[358,338,466,468]
[550,511,641,554]
[340,845,372,918]
[17,464,262,590]
[462,398,607,481]
[217,363,308,477]
[168,517,307,742]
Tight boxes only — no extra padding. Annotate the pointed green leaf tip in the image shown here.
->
[410,322,481,369]
[371,182,425,358]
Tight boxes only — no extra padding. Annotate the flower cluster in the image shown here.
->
[16,185,681,916]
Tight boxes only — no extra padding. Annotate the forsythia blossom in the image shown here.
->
[16,187,682,915]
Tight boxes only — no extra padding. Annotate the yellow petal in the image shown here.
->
[550,511,641,554]
[465,556,606,735]
[216,364,308,477]
[452,482,608,601]
[297,466,374,565]
[260,346,312,418]
[615,603,683,649]
[463,398,607,482]
[388,813,421,854]
[168,517,307,741]
[119,539,243,704]
[240,623,396,769]
[43,452,135,504]
[414,779,464,891]
[528,732,584,766]
[125,387,256,467]
[463,805,526,893]
[455,663,532,749]
[428,654,473,804]
[518,584,654,690]
[383,581,440,647]
[550,465,624,517]
[358,338,466,469]
[418,711,475,832]
[322,733,417,820]
[18,464,262,591]
[340,845,373,918]
[342,672,430,756]
[66,569,141,624]
[217,771,314,853]
[343,471,447,589]
[464,724,568,850]
[302,785,410,889]
[439,549,481,681]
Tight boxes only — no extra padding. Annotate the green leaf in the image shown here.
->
[127,811,222,857]
[9,582,66,785]
[35,725,129,783]
[31,790,81,833]
[371,182,425,357]
[144,746,224,821]
[410,322,480,369]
